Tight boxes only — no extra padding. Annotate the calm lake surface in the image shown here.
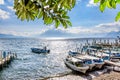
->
[0,38,115,80]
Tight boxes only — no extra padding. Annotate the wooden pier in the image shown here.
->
[0,51,17,70]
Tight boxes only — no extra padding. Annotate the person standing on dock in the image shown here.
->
[3,51,6,59]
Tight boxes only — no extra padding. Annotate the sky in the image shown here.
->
[0,0,120,38]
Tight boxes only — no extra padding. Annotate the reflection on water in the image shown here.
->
[0,38,114,80]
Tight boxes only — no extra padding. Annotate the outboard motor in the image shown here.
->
[48,50,50,53]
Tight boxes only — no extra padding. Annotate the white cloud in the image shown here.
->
[0,22,120,37]
[87,0,99,7]
[58,27,90,34]
[57,22,120,35]
[0,9,10,19]
[7,6,15,11]
[0,0,4,5]
[0,25,53,37]
[95,22,120,33]
[0,30,46,37]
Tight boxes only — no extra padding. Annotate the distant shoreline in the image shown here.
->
[0,37,115,40]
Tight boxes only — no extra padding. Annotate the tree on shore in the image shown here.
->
[14,0,120,28]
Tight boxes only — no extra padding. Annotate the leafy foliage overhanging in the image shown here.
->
[94,0,120,21]
[14,0,120,28]
[14,0,76,28]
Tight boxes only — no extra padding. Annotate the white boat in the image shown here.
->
[87,48,110,60]
[64,57,89,73]
[74,54,104,69]
[86,48,106,69]
[104,50,120,59]
[69,48,104,69]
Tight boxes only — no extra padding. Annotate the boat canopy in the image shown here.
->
[76,55,99,60]
[69,57,83,63]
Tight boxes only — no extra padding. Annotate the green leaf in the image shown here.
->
[106,0,112,8]
[44,13,48,24]
[38,10,43,19]
[66,20,72,26]
[109,0,116,9]
[55,19,60,28]
[14,0,75,28]
[72,0,76,8]
[63,11,67,16]
[94,0,99,3]
[24,0,29,6]
[115,12,120,21]
[63,16,70,19]
[116,0,120,4]
[26,11,30,21]
[48,17,53,24]
[99,0,106,12]
[60,20,67,28]
[45,16,53,24]
[20,0,24,6]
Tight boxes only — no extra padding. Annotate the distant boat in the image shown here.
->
[64,56,89,73]
[31,47,50,54]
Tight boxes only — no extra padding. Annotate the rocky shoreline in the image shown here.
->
[93,71,120,80]
[47,69,108,80]
[46,68,120,80]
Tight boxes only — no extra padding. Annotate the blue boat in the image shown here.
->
[68,51,80,56]
[68,50,104,69]
[31,47,50,54]
[104,50,120,59]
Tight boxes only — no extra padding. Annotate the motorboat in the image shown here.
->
[64,56,89,73]
[31,47,50,54]
[104,50,120,59]
[68,51,81,56]
[68,47,104,69]
[74,54,104,69]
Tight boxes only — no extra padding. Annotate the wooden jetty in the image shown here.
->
[0,51,17,70]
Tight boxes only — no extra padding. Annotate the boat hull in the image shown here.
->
[88,64,95,70]
[64,59,89,74]
[95,62,105,69]
[31,48,50,54]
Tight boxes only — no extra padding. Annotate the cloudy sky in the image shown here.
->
[0,0,120,38]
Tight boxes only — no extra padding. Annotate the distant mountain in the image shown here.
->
[106,31,120,38]
[39,29,73,38]
[0,33,23,38]
[38,29,106,38]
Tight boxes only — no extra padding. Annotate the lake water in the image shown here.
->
[0,38,115,80]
